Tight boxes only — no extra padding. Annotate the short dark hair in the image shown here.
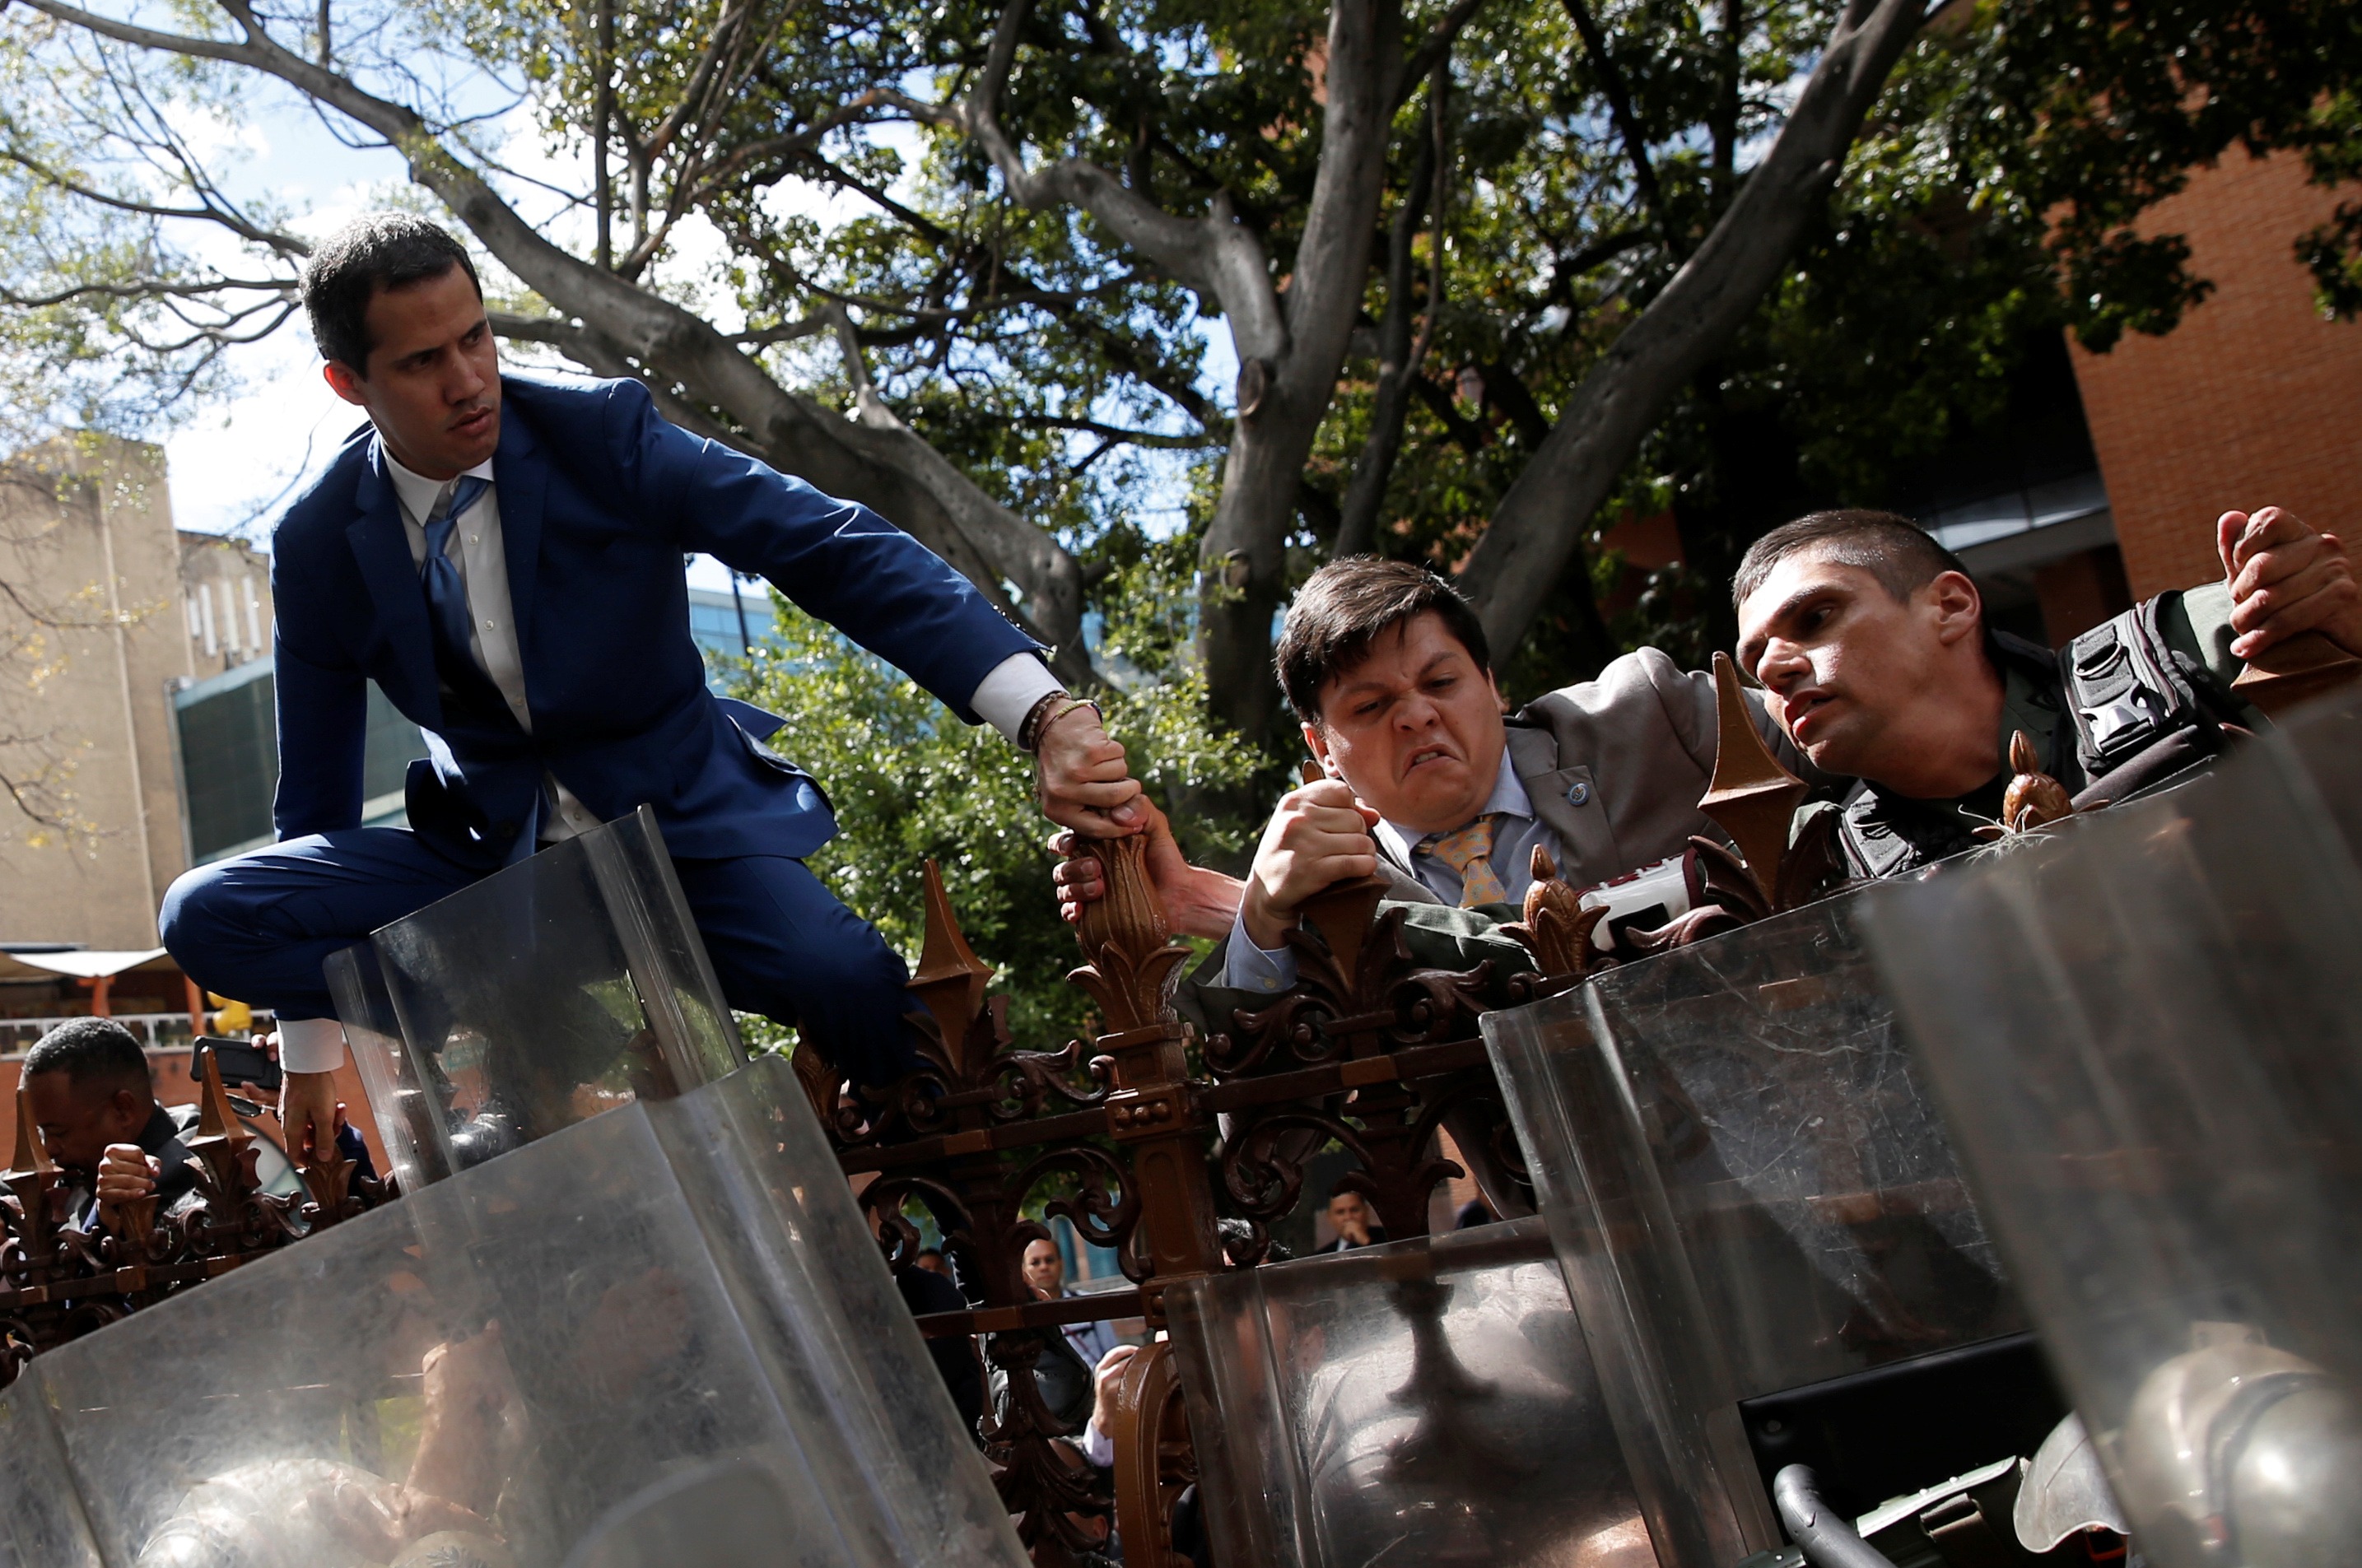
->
[23,1017,151,1097]
[300,213,482,376]
[1732,509,1970,611]
[1276,557,1492,725]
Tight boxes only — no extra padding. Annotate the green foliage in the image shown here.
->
[1955,0,2362,347]
[725,531,1263,1045]
[4,0,2361,816]
[2294,90,2362,319]
[0,18,293,449]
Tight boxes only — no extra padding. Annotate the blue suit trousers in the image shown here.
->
[160,831,920,1090]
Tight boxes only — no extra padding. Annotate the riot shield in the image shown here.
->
[0,1367,103,1568]
[327,806,744,1186]
[1484,886,2044,1568]
[1166,1215,1650,1568]
[16,1056,1026,1568]
[1866,689,2362,1567]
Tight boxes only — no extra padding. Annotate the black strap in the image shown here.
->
[1836,790,1922,881]
[2059,597,2203,781]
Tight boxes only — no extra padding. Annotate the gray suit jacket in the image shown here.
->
[1368,646,1815,902]
[1179,648,1818,1036]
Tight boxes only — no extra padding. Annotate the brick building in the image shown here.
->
[2069,152,2362,603]
[1950,151,2362,646]
[1596,151,2362,650]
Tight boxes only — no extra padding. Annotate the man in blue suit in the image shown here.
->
[161,214,1142,1160]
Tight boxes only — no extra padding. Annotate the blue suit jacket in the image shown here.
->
[269,373,1039,869]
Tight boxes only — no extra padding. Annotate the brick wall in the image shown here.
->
[2069,153,2362,598]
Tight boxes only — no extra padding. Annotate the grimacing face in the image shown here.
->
[323,263,502,482]
[1304,612,1508,836]
[1735,549,1973,782]
[24,1071,147,1175]
[1022,1238,1064,1297]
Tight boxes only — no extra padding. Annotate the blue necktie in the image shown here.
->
[420,475,503,715]
[422,473,539,861]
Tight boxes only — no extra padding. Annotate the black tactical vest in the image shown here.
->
[1837,597,2247,881]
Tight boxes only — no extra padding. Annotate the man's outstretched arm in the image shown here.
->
[617,378,1143,835]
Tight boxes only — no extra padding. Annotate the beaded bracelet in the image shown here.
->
[1018,691,1067,752]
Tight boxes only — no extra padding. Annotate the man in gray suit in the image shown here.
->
[1055,556,1819,1002]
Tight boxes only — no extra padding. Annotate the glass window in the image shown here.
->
[178,663,426,861]
[176,673,275,861]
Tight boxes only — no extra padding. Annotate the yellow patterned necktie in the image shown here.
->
[1419,813,1508,907]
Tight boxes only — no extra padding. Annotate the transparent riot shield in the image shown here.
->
[0,1368,103,1568]
[1166,1216,1651,1568]
[1484,889,2042,1568]
[20,1055,1026,1568]
[1865,690,2362,1568]
[327,806,745,1186]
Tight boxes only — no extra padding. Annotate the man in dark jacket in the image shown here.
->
[1733,506,2359,877]
[21,1018,199,1231]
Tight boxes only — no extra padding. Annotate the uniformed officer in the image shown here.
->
[1735,506,2359,877]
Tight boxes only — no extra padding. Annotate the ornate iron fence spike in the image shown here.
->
[9,1086,55,1179]
[1697,651,1810,907]
[1069,835,1190,1039]
[2229,628,2362,715]
[183,1048,257,1202]
[907,857,997,1072]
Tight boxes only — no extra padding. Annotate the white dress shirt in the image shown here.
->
[1217,743,1564,993]
[383,449,607,841]
[277,448,1061,1075]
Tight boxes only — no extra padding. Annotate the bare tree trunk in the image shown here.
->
[594,0,614,271]
[1335,65,1447,559]
[1197,0,1406,742]
[1456,0,1926,658]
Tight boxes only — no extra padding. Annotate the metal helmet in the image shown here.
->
[2117,1330,2362,1566]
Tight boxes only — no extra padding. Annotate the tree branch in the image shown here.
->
[886,0,1287,361]
[1338,64,1449,556]
[1413,372,1488,454]
[594,0,613,269]
[10,0,1101,685]
[1399,0,1488,107]
[1558,0,1674,246]
[1192,0,1407,740]
[0,148,311,256]
[0,277,290,307]
[983,413,1218,449]
[1456,0,1929,654]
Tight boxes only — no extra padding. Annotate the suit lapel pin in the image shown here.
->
[1566,781,1591,807]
